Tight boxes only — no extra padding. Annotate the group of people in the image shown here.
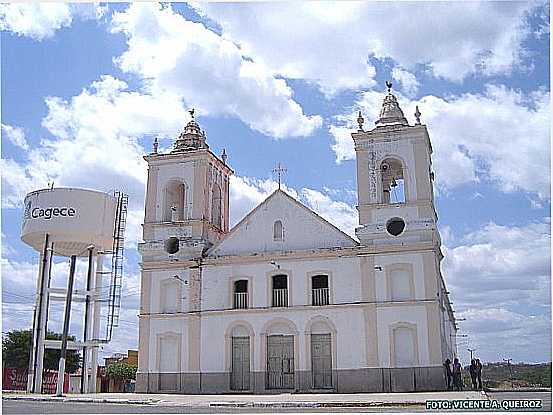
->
[443,357,483,391]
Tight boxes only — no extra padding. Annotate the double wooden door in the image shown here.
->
[267,335,295,389]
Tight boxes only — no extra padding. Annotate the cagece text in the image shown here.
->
[32,207,76,220]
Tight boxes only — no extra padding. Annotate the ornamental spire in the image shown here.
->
[375,81,408,127]
[172,108,209,152]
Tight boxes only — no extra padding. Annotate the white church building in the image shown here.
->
[136,85,457,394]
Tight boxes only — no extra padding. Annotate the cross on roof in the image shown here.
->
[272,162,287,190]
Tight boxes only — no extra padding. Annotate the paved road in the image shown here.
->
[486,391,551,412]
[3,400,426,414]
[4,391,550,413]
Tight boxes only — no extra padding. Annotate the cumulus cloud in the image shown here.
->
[0,3,105,40]
[110,3,322,139]
[443,220,551,362]
[330,85,550,199]
[1,75,193,251]
[391,67,420,97]
[301,188,358,237]
[2,123,29,150]
[194,1,539,92]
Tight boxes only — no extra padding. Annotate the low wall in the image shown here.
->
[136,366,446,394]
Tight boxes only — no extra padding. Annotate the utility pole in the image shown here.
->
[467,348,476,361]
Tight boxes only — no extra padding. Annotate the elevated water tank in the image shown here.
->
[21,188,118,257]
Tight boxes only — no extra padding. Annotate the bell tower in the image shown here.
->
[352,83,438,246]
[140,110,233,260]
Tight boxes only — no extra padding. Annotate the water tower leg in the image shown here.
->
[89,255,103,393]
[56,255,77,397]
[27,234,51,394]
[34,241,53,394]
[81,248,95,393]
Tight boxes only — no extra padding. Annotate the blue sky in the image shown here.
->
[1,2,550,364]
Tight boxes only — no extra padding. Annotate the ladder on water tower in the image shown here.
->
[104,192,128,342]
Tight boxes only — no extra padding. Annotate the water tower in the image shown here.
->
[20,187,128,394]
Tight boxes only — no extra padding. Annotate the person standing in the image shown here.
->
[469,359,478,390]
[452,357,463,391]
[444,358,453,390]
[475,359,483,390]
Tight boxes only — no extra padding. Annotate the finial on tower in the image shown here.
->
[386,81,393,93]
[357,111,365,131]
[152,137,159,154]
[414,106,421,125]
[221,148,228,164]
[189,108,195,119]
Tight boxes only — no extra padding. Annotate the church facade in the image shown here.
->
[135,87,457,394]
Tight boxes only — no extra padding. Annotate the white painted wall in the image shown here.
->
[374,253,425,301]
[150,269,191,314]
[376,305,430,367]
[147,317,189,372]
[201,256,361,310]
[210,191,356,257]
[199,307,366,372]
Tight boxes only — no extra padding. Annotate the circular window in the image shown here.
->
[386,217,406,236]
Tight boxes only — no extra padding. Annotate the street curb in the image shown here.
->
[484,388,552,393]
[2,395,158,405]
[3,395,428,408]
[209,401,426,408]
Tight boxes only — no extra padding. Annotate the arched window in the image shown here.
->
[380,158,405,204]
[273,220,283,240]
[164,180,186,222]
[211,184,222,229]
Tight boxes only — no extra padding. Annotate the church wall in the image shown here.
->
[198,307,366,373]
[209,192,356,257]
[374,253,426,301]
[201,256,361,311]
[376,305,430,367]
[148,269,192,314]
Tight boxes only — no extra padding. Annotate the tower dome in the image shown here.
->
[375,82,408,127]
[173,109,209,152]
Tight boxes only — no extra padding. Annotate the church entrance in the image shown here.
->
[266,335,294,389]
[231,336,250,391]
[311,334,332,388]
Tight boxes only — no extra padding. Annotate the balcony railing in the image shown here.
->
[233,292,248,309]
[272,288,288,307]
[312,287,330,306]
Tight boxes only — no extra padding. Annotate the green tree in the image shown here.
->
[106,361,137,381]
[2,329,81,374]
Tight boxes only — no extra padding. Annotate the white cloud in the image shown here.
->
[0,3,105,41]
[229,176,299,226]
[443,220,550,362]
[329,85,550,198]
[195,2,538,91]
[301,188,358,238]
[391,67,420,97]
[1,75,193,250]
[1,123,29,150]
[110,3,322,139]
